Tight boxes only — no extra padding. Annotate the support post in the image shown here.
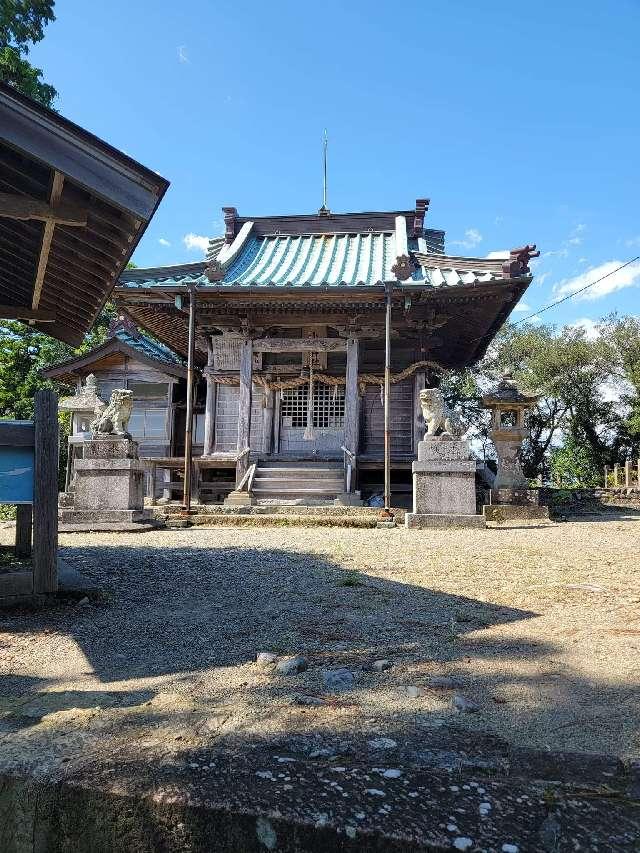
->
[625,459,631,491]
[604,465,609,488]
[15,504,32,558]
[33,389,58,594]
[236,338,253,485]
[262,379,274,455]
[182,287,197,511]
[384,282,392,511]
[614,463,620,487]
[344,338,360,461]
[203,338,216,457]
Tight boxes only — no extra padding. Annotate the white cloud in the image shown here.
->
[555,259,640,301]
[513,302,532,312]
[536,271,551,285]
[158,237,171,247]
[485,250,509,259]
[177,45,189,63]
[543,248,569,259]
[450,228,482,250]
[567,236,582,246]
[574,223,586,233]
[625,236,640,248]
[569,317,601,340]
[578,257,588,264]
[183,233,210,254]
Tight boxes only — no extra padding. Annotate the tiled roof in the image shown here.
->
[113,329,184,365]
[224,232,396,286]
[119,262,207,288]
[414,252,506,287]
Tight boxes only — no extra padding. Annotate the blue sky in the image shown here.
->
[31,0,640,332]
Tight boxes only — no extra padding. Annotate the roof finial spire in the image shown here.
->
[319,129,330,215]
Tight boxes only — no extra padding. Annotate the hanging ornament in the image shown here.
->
[303,357,316,441]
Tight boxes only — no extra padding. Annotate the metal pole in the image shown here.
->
[384,281,392,511]
[182,287,197,511]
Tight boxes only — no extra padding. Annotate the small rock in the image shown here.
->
[502,844,519,853]
[406,685,421,699]
[367,737,397,750]
[309,748,334,758]
[479,801,492,815]
[293,694,326,707]
[365,788,386,797]
[77,596,90,607]
[371,659,392,672]
[452,694,479,713]
[276,656,308,676]
[453,839,473,851]
[382,768,402,779]
[323,668,355,691]
[256,652,278,667]
[425,676,463,689]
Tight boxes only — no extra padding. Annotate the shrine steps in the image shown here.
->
[251,462,347,501]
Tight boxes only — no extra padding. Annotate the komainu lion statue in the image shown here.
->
[90,389,134,437]
[419,388,466,438]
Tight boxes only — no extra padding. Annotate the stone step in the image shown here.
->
[253,477,343,488]
[252,487,344,496]
[255,468,343,479]
[189,513,378,528]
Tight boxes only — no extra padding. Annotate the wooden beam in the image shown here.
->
[32,171,64,312]
[252,337,347,353]
[0,305,56,322]
[32,390,58,595]
[343,338,359,458]
[236,339,253,484]
[202,339,216,457]
[0,191,88,226]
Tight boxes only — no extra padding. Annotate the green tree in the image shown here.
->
[1,1,56,107]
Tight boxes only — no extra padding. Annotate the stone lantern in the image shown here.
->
[482,374,539,505]
[58,374,105,493]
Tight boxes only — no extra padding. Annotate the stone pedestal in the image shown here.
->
[405,437,485,529]
[60,438,150,528]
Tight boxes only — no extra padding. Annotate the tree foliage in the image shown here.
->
[0,1,56,107]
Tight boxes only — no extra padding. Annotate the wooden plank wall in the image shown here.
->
[214,384,264,452]
[360,379,414,456]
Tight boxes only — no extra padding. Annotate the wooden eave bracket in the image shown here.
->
[0,305,56,322]
[0,190,88,227]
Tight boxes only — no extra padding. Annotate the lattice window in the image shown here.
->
[281,387,308,428]
[281,384,345,429]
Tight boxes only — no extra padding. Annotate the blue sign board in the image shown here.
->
[0,446,34,504]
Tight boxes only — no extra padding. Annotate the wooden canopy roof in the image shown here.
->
[0,82,169,346]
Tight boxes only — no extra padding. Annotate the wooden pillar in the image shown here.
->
[33,390,58,594]
[343,338,360,456]
[182,288,197,510]
[413,369,426,456]
[614,463,620,487]
[236,338,253,483]
[262,380,275,454]
[15,504,32,558]
[273,390,281,455]
[625,459,632,490]
[203,339,216,457]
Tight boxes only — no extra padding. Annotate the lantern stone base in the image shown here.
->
[405,437,484,528]
[60,437,150,529]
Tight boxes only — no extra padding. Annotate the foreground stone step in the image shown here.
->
[189,513,378,528]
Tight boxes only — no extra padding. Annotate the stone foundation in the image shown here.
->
[406,437,484,528]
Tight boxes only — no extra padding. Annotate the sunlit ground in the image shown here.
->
[0,518,639,776]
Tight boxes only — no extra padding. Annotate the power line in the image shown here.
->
[513,256,640,326]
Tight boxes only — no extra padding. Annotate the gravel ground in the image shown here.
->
[0,516,639,777]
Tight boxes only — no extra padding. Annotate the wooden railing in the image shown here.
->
[235,462,256,494]
[604,459,640,489]
[235,446,251,487]
[341,445,356,494]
